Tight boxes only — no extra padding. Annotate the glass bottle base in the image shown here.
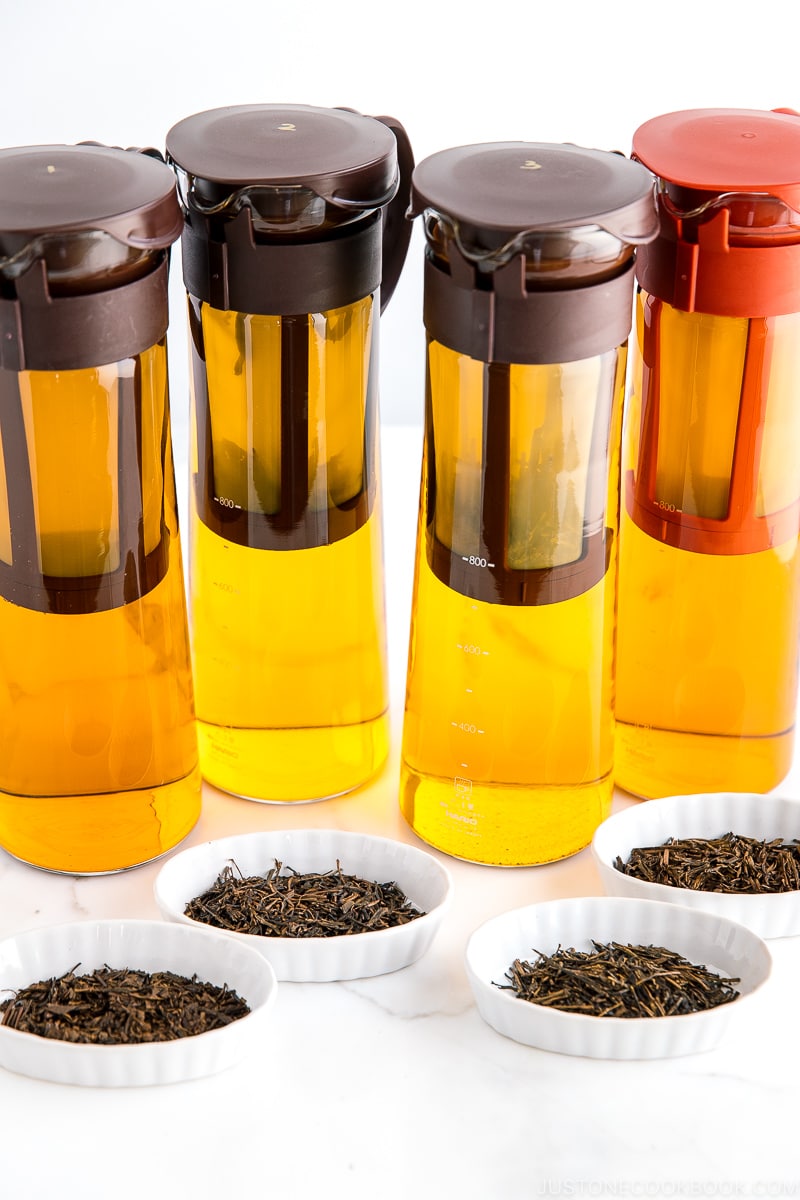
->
[615,721,795,799]
[0,765,202,875]
[399,762,613,866]
[198,713,390,802]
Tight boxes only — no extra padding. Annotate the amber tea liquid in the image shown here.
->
[401,552,615,865]
[188,295,389,800]
[616,517,799,795]
[0,345,200,872]
[616,293,800,796]
[191,516,388,800]
[400,341,623,865]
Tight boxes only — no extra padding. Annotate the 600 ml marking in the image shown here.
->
[456,643,488,656]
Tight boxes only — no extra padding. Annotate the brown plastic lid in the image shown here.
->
[166,104,414,315]
[166,104,398,209]
[411,142,657,364]
[0,144,180,371]
[0,144,183,248]
[409,142,657,246]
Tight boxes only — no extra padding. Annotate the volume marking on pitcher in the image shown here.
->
[461,555,495,568]
[450,721,484,734]
[457,642,485,655]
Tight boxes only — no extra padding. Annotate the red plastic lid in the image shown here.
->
[633,108,800,205]
[632,108,800,316]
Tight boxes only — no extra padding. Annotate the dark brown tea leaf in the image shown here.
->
[0,965,250,1044]
[185,860,425,938]
[496,941,740,1018]
[615,832,800,894]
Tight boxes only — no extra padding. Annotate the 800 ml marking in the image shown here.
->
[462,554,496,568]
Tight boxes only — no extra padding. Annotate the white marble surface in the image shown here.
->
[2,426,800,1199]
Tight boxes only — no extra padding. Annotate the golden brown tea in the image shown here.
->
[0,345,200,873]
[616,293,800,797]
[400,341,623,865]
[188,295,389,801]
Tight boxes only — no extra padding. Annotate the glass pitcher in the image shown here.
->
[399,142,657,864]
[617,107,800,798]
[166,104,413,801]
[0,143,200,872]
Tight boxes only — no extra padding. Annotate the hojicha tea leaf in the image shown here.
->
[185,860,426,938]
[615,832,800,894]
[496,942,740,1017]
[0,965,250,1044]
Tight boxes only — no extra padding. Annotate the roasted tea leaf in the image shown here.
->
[185,860,425,938]
[0,965,250,1044]
[496,941,740,1018]
[615,832,800,894]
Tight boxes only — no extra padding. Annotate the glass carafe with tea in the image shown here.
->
[399,142,657,865]
[0,143,200,873]
[617,107,800,798]
[166,104,413,801]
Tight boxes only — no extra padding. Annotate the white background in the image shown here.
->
[3,5,800,1198]
[4,0,800,431]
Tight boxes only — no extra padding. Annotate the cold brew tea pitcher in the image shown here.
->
[0,143,200,873]
[617,107,800,797]
[400,143,656,864]
[166,105,413,801]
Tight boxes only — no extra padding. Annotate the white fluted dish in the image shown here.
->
[154,829,452,982]
[592,792,800,938]
[465,896,771,1060]
[0,919,277,1087]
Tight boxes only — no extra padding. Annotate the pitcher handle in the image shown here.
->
[373,115,415,313]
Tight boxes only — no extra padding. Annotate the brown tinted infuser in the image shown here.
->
[399,143,657,865]
[166,104,413,802]
[0,144,200,872]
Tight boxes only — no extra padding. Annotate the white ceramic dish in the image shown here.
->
[465,895,771,1060]
[154,829,453,982]
[592,792,800,938]
[0,919,277,1087]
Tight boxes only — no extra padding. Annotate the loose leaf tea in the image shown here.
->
[185,860,425,937]
[615,832,800,894]
[497,942,740,1017]
[0,966,250,1044]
